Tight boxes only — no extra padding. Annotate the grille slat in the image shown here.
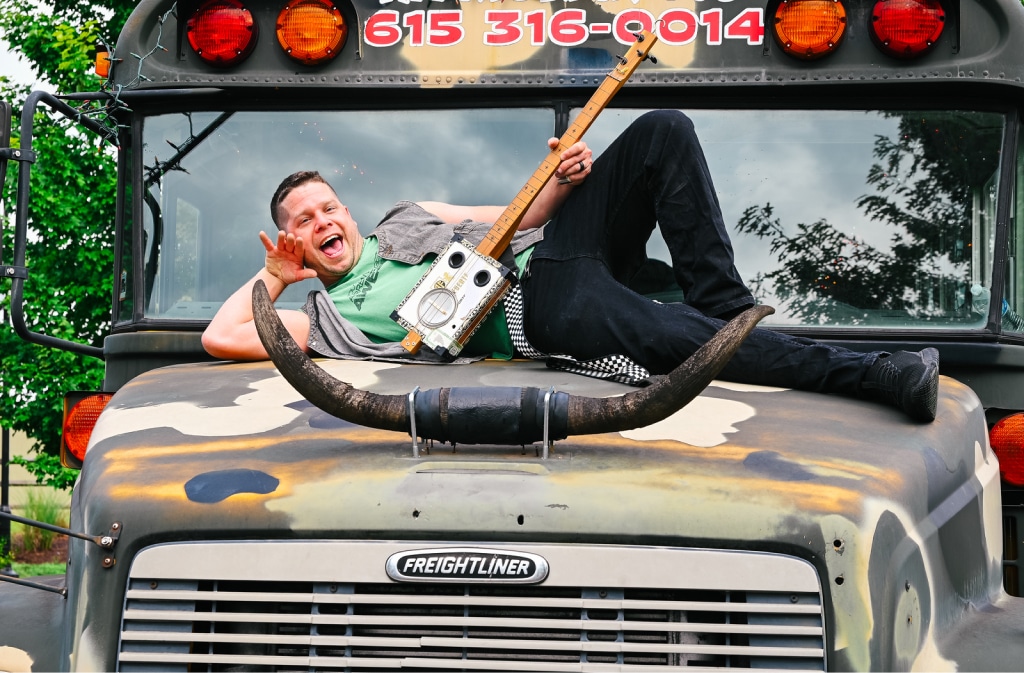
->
[118,543,826,671]
[118,650,803,672]
[124,607,823,636]
[419,637,823,657]
[124,588,822,614]
[119,630,823,657]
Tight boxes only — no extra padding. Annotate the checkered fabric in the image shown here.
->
[503,283,652,386]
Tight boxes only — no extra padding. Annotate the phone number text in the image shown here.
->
[364,8,765,48]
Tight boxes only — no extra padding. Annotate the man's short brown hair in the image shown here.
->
[270,171,335,230]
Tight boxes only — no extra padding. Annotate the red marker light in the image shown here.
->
[187,0,259,67]
[772,0,848,60]
[991,413,1024,486]
[870,0,946,59]
[62,393,113,466]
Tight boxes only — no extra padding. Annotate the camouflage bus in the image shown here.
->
[4,0,1024,670]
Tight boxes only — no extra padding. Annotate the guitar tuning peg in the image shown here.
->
[615,54,628,65]
[633,32,645,42]
[647,55,658,64]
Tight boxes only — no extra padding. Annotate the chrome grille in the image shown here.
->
[118,542,825,671]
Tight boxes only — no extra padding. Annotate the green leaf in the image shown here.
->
[1,0,133,473]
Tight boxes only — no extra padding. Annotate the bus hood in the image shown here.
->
[80,357,997,552]
[73,358,1002,668]
[79,356,999,565]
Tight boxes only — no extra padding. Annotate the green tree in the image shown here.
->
[736,111,1001,325]
[1,0,134,489]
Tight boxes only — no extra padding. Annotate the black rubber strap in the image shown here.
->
[413,386,569,445]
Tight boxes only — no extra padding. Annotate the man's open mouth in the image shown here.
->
[320,235,343,257]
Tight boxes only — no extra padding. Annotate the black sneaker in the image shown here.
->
[861,348,940,422]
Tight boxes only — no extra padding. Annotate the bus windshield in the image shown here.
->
[139,107,1006,331]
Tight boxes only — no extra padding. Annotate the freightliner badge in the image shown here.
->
[386,547,549,584]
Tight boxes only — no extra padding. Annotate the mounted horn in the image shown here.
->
[252,280,773,442]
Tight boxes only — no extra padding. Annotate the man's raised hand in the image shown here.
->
[261,230,318,286]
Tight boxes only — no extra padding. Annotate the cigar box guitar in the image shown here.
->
[392,30,658,358]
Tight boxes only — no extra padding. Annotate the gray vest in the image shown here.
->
[304,201,544,363]
[372,200,545,268]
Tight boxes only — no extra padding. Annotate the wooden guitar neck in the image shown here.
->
[476,29,659,259]
[397,30,658,356]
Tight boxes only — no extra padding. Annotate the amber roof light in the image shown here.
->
[277,0,348,65]
[772,0,848,60]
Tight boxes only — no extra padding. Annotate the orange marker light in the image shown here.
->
[772,0,848,60]
[276,0,348,65]
[62,393,113,465]
[186,0,259,67]
[991,413,1024,486]
[94,46,111,79]
[870,0,946,59]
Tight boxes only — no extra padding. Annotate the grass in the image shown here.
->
[11,561,66,577]
[19,489,69,553]
[2,488,71,577]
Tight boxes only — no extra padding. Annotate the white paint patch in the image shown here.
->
[709,380,789,393]
[90,361,404,444]
[315,360,401,388]
[91,361,401,444]
[911,635,957,672]
[91,375,305,442]
[977,439,1004,571]
[621,396,756,447]
[0,646,34,672]
[73,622,104,673]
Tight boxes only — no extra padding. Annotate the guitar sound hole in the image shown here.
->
[448,252,465,268]
[418,288,458,328]
[474,271,490,287]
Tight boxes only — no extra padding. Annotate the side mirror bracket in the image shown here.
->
[2,91,119,359]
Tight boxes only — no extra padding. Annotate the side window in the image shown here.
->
[1007,124,1024,333]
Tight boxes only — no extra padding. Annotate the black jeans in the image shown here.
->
[521,110,876,395]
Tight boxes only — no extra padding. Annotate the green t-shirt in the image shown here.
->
[326,236,534,359]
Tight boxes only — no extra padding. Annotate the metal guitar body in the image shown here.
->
[391,236,512,359]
